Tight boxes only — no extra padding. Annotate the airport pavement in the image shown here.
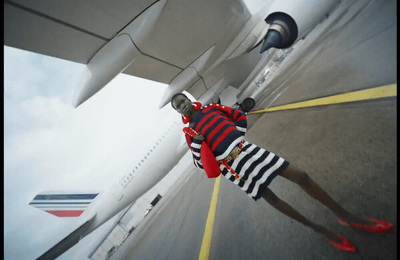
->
[111,0,396,259]
[211,98,396,260]
[112,98,396,260]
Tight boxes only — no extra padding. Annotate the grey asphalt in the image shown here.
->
[111,0,397,259]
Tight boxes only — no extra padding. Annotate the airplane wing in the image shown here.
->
[7,0,341,258]
[36,215,96,260]
[4,0,180,84]
[6,0,339,108]
[4,0,255,103]
[28,192,99,259]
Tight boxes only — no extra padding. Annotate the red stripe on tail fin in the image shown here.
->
[45,210,85,217]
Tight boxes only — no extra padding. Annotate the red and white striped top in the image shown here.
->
[184,103,247,167]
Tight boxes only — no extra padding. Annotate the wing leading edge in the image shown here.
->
[36,215,97,260]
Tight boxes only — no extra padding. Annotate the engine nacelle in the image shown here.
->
[260,0,339,53]
[260,12,298,52]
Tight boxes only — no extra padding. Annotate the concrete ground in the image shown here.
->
[111,0,396,259]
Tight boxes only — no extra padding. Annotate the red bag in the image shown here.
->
[183,127,221,178]
[200,141,221,178]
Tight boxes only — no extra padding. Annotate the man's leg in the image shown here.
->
[261,187,341,242]
[278,165,371,225]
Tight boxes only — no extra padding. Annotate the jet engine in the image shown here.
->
[260,12,298,53]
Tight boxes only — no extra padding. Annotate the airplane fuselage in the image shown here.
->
[8,0,343,258]
[81,112,188,236]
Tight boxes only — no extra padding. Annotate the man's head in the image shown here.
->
[170,93,193,116]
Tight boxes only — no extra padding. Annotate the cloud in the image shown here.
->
[4,46,172,260]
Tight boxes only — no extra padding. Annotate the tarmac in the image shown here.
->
[111,0,396,259]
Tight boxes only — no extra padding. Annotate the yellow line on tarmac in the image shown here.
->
[248,84,397,115]
[199,176,221,260]
[197,84,396,258]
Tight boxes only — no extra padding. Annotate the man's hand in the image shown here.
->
[194,132,204,141]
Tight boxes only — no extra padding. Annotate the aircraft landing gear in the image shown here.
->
[239,97,256,112]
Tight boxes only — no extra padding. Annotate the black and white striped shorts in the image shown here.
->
[220,141,289,201]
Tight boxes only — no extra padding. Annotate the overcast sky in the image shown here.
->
[4,46,177,259]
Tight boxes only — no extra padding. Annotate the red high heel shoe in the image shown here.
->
[320,231,357,252]
[338,218,394,233]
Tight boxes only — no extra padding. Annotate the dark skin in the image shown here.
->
[172,94,203,141]
[172,95,374,243]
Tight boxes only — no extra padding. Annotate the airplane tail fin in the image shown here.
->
[29,192,99,217]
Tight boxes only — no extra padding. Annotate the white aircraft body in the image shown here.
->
[4,0,340,258]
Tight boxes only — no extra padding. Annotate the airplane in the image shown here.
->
[4,0,341,258]
[28,110,189,259]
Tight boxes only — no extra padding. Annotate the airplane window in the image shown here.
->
[147,152,150,156]
[135,167,138,170]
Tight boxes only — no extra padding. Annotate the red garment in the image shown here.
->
[183,103,247,168]
[183,127,221,178]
